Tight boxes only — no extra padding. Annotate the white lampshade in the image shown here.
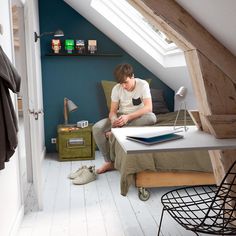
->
[175,86,187,99]
[64,97,78,125]
[67,99,78,112]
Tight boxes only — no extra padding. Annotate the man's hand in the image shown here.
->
[112,115,129,127]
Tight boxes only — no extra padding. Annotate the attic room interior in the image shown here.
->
[0,0,236,236]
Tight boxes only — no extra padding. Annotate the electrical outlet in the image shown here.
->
[51,138,57,144]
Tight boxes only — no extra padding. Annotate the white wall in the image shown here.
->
[0,1,23,235]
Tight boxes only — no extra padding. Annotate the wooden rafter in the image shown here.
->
[128,0,236,184]
[129,0,236,83]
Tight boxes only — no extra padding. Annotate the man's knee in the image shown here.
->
[92,121,100,136]
[92,118,110,136]
[139,112,156,125]
[128,112,156,126]
[92,123,101,140]
[146,112,157,125]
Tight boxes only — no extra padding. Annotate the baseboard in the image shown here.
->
[9,205,24,236]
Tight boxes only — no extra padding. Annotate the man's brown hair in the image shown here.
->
[113,64,134,83]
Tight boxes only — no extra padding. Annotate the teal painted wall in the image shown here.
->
[39,0,174,152]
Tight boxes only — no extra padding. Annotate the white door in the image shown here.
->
[23,0,45,210]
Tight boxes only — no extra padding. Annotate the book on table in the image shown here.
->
[126,129,183,145]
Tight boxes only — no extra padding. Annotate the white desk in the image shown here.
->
[112,126,236,154]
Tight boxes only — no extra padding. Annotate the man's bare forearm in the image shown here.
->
[127,105,152,121]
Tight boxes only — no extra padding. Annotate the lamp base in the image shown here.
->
[173,102,188,132]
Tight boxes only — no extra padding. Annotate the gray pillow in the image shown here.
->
[151,88,169,114]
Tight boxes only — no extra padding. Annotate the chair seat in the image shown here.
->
[161,185,236,234]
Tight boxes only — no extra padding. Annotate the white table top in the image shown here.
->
[112,126,236,154]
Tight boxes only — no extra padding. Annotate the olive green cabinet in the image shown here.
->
[57,124,95,161]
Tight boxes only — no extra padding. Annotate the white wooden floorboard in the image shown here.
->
[18,151,210,236]
[69,161,87,236]
[51,161,71,228]
[17,227,33,236]
[127,187,158,236]
[93,152,125,236]
[84,175,106,236]
[31,157,61,236]
[147,188,187,236]
[107,170,144,236]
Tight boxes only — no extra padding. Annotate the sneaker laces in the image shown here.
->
[88,165,96,175]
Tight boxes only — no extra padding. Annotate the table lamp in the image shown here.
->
[64,97,78,125]
[173,86,188,131]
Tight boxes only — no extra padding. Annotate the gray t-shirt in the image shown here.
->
[111,78,151,114]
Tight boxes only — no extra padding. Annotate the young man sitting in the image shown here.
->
[92,63,157,174]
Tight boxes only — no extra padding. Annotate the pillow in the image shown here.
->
[150,88,169,114]
[101,80,117,109]
[101,79,152,109]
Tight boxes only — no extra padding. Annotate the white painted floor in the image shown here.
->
[17,151,206,236]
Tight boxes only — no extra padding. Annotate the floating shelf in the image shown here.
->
[45,53,122,57]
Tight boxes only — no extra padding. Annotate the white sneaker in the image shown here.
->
[72,166,96,185]
[68,166,88,179]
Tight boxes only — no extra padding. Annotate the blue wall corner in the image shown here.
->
[39,0,174,152]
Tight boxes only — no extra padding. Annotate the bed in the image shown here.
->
[100,81,215,200]
[110,111,215,200]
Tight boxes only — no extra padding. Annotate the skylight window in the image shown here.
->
[143,19,173,45]
[91,0,184,67]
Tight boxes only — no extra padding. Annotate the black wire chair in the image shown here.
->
[158,160,236,236]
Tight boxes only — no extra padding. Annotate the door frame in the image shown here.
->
[21,0,45,210]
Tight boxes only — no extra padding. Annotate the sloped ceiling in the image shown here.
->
[176,0,236,56]
[64,0,236,109]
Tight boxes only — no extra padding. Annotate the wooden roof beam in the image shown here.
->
[129,0,236,84]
